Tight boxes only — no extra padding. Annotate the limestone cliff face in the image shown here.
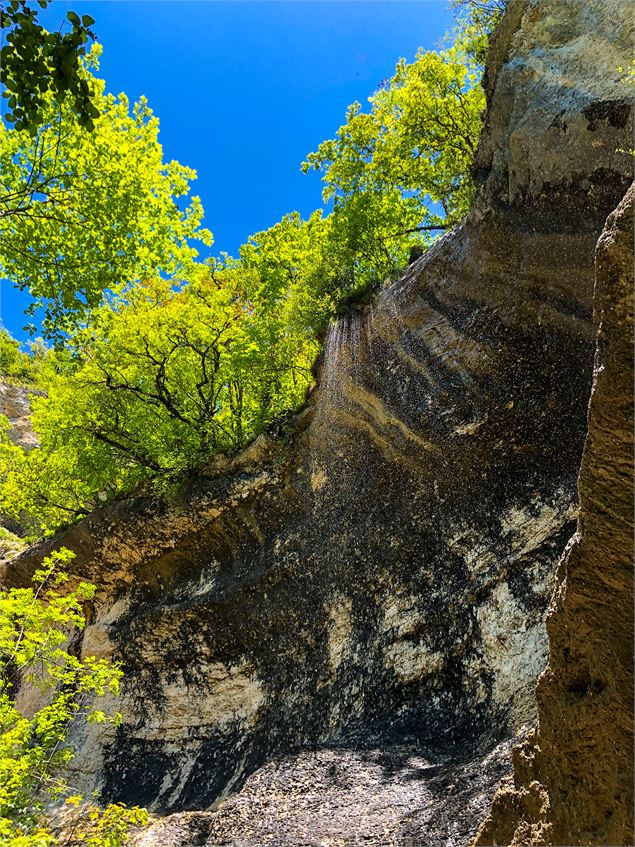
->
[473,182,634,847]
[474,0,633,224]
[0,380,38,452]
[1,2,633,844]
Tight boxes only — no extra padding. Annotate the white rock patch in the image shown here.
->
[381,593,444,683]
[384,640,445,684]
[470,580,548,723]
[137,660,264,741]
[447,532,498,577]
[500,491,578,558]
[326,597,352,673]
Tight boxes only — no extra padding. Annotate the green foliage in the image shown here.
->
[0,48,212,341]
[0,270,318,534]
[0,6,498,537]
[450,0,506,64]
[0,329,47,385]
[0,0,98,134]
[616,59,635,157]
[0,548,148,845]
[238,210,335,334]
[0,330,28,382]
[302,32,485,248]
[0,527,27,560]
[241,19,493,330]
[61,802,149,847]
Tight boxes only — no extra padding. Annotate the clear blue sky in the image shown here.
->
[1,1,453,340]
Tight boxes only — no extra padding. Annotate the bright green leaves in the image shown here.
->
[230,25,496,363]
[238,210,334,330]
[0,549,146,845]
[296,30,487,312]
[450,0,506,66]
[0,5,499,538]
[0,52,212,341]
[0,329,47,385]
[0,0,99,134]
[302,38,485,238]
[0,267,318,535]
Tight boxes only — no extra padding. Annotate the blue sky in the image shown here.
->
[1,1,453,340]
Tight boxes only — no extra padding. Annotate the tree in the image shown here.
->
[0,49,212,341]
[237,209,335,334]
[450,0,507,64]
[1,0,99,134]
[0,547,148,845]
[0,7,496,538]
[0,327,46,384]
[302,37,484,243]
[0,269,317,535]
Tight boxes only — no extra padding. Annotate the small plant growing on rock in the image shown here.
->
[0,547,147,845]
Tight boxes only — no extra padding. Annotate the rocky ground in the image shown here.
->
[134,741,516,847]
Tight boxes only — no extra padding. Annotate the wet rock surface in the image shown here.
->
[1,1,633,843]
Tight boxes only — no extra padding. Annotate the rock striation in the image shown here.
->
[1,1,633,844]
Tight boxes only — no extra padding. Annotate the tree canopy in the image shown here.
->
[1,269,318,534]
[302,38,484,233]
[0,49,211,341]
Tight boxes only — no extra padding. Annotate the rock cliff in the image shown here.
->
[0,379,37,550]
[1,1,633,844]
[473,181,634,847]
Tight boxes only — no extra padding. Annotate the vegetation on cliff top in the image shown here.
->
[0,3,500,537]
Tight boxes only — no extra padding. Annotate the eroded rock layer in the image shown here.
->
[2,1,633,844]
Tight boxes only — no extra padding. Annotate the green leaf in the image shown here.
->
[66,10,80,26]
[81,14,95,27]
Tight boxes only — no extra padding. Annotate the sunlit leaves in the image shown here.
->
[0,267,318,534]
[0,549,146,845]
[303,38,484,237]
[0,49,212,341]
